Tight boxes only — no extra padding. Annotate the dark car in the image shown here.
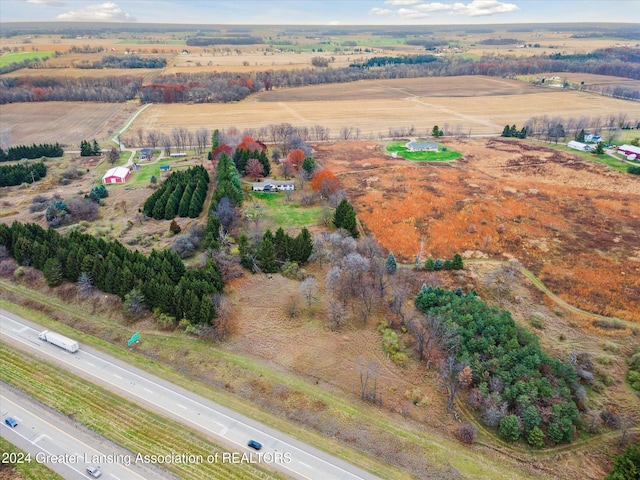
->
[4,417,18,428]
[247,440,262,450]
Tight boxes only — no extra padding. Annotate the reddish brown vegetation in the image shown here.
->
[311,169,340,195]
[315,139,640,321]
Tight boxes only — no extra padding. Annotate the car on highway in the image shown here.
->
[4,417,18,428]
[247,440,262,450]
[86,466,102,478]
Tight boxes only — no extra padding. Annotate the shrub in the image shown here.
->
[605,443,640,480]
[454,423,478,444]
[527,426,545,447]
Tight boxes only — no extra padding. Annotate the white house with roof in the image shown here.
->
[584,133,602,143]
[102,166,131,184]
[406,141,438,152]
[252,179,295,192]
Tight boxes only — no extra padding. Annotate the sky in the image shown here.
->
[0,0,638,25]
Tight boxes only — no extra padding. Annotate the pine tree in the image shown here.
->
[434,258,443,270]
[291,227,313,264]
[385,252,397,275]
[274,227,290,262]
[452,253,464,270]
[333,198,359,238]
[92,139,101,155]
[257,230,278,273]
[502,125,511,137]
[424,257,436,271]
[43,257,63,287]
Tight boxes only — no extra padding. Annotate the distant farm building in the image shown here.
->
[618,144,640,157]
[252,180,295,192]
[160,164,171,172]
[139,148,153,160]
[169,152,186,157]
[406,141,438,152]
[584,133,602,143]
[567,141,592,152]
[102,166,131,184]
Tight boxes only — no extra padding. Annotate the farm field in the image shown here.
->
[0,101,129,146]
[0,50,55,67]
[133,77,639,137]
[315,138,640,322]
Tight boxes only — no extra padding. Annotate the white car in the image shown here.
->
[86,466,102,478]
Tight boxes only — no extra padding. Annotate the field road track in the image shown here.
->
[465,259,637,327]
[0,310,380,480]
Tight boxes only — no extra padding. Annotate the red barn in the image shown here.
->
[618,144,640,157]
[102,166,131,184]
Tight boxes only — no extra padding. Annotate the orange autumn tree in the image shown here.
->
[286,149,306,171]
[311,169,340,197]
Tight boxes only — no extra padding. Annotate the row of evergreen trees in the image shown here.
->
[142,165,209,220]
[420,254,464,271]
[80,139,101,157]
[501,125,528,139]
[232,147,271,177]
[239,227,314,273]
[0,142,63,162]
[0,222,223,326]
[415,286,580,446]
[0,161,47,187]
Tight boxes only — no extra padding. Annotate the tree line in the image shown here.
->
[185,36,264,46]
[0,222,224,328]
[142,165,209,220]
[239,227,313,274]
[350,55,438,68]
[0,161,47,187]
[415,286,582,446]
[0,76,142,104]
[80,139,101,156]
[0,142,63,162]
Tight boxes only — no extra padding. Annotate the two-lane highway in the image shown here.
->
[0,309,380,480]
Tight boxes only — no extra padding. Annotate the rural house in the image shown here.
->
[567,140,592,152]
[102,166,131,184]
[139,148,152,160]
[406,141,438,152]
[252,180,295,192]
[584,133,602,143]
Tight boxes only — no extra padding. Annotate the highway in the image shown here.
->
[1,389,175,480]
[0,309,380,480]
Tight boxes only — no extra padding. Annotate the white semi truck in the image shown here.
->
[38,330,79,353]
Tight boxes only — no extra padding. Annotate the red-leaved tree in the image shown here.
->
[245,158,265,180]
[311,169,340,196]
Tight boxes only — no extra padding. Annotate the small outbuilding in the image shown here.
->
[160,164,171,172]
[567,141,592,152]
[102,166,131,184]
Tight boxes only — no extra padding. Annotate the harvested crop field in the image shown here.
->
[315,139,640,321]
[0,101,128,146]
[135,77,639,137]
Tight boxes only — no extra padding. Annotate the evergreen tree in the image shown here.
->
[434,258,443,270]
[291,227,313,264]
[198,294,216,325]
[452,253,464,270]
[237,233,254,270]
[444,259,453,270]
[527,426,545,448]
[501,125,512,137]
[576,129,585,142]
[333,198,359,238]
[257,230,278,273]
[43,257,63,287]
[302,157,317,177]
[92,139,101,156]
[605,443,640,480]
[498,415,521,442]
[594,142,604,155]
[509,125,518,137]
[80,140,92,156]
[385,252,397,275]
[274,227,290,263]
[424,257,436,271]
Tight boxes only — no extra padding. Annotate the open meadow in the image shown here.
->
[315,138,640,322]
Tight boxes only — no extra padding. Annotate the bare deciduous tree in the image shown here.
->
[299,276,319,310]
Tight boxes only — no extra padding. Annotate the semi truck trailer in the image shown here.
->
[38,330,79,353]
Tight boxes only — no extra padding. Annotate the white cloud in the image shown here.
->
[450,0,519,16]
[27,0,66,5]
[56,2,135,22]
[384,0,422,5]
[398,8,430,18]
[370,7,393,15]
[415,2,453,12]
[328,20,341,25]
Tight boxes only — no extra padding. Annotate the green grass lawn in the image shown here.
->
[249,191,322,228]
[386,141,462,161]
[540,141,631,172]
[0,51,54,68]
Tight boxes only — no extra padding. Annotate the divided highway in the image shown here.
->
[1,389,175,480]
[0,309,380,480]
